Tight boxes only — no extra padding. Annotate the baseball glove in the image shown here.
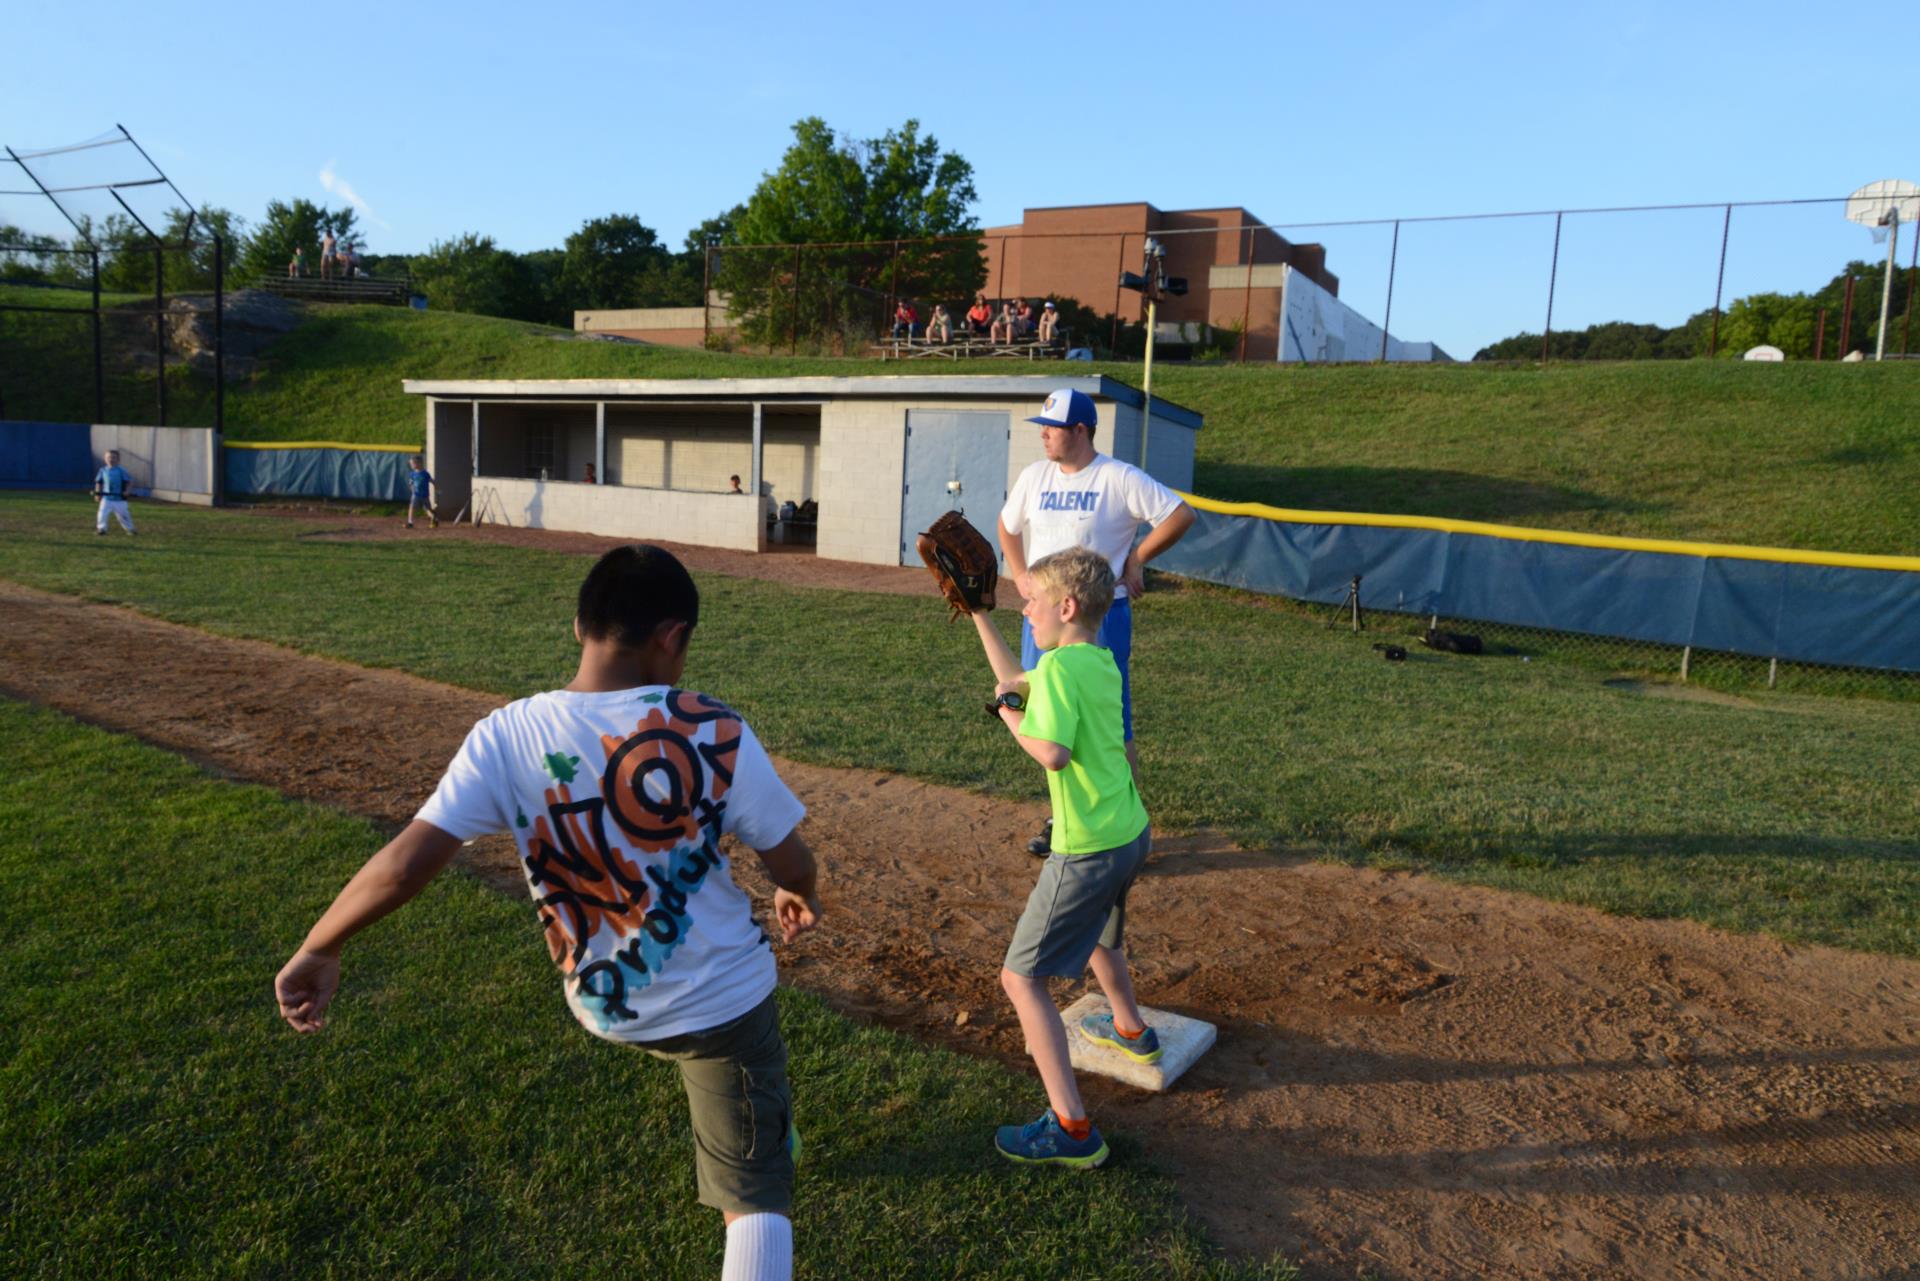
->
[915,511,998,619]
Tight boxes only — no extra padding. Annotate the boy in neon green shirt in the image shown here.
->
[970,545,1160,1168]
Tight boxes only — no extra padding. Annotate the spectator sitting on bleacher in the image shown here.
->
[927,304,952,343]
[288,246,306,278]
[1038,300,1059,343]
[991,301,1016,343]
[338,243,356,280]
[967,294,993,337]
[892,300,919,340]
[1014,298,1035,336]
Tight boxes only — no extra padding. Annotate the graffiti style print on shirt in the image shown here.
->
[521,690,745,1027]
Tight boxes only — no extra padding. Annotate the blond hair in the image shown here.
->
[1028,546,1115,625]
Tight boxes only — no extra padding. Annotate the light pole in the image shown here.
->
[1118,237,1186,470]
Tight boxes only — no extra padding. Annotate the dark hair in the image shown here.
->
[577,545,699,647]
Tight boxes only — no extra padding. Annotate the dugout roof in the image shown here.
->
[400,374,1204,429]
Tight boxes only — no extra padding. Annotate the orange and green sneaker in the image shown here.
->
[994,1109,1109,1169]
[1080,1011,1163,1064]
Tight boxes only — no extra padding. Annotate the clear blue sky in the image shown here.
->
[4,0,1911,357]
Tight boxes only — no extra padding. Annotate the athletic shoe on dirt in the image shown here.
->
[1079,1011,1163,1064]
[405,521,414,529]
[429,512,439,529]
[994,1109,1108,1169]
[1027,817,1052,858]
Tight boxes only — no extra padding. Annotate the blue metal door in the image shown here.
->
[899,410,1010,566]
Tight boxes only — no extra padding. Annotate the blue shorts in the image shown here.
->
[1021,595,1132,741]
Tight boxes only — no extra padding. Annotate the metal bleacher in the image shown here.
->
[256,273,415,306]
[871,333,1069,361]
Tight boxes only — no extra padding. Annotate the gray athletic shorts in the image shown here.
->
[1004,825,1152,978]
[630,991,792,1216]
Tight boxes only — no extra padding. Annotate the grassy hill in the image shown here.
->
[5,287,1918,555]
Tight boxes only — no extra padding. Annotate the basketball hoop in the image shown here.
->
[1845,180,1920,360]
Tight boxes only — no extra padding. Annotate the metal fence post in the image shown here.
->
[214,234,225,435]
[789,245,800,356]
[1540,212,1563,364]
[1380,219,1401,363]
[1903,230,1918,355]
[154,245,166,426]
[1839,275,1855,355]
[1815,308,1826,361]
[90,248,103,422]
[1238,226,1255,362]
[1111,234,1128,352]
[702,243,713,347]
[1708,204,1731,357]
[886,238,901,341]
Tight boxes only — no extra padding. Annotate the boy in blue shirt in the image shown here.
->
[406,454,438,529]
[968,545,1161,1168]
[93,449,135,537]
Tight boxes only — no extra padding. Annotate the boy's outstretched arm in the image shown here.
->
[275,819,463,1032]
[970,612,1070,771]
[753,828,822,944]
[971,609,1025,685]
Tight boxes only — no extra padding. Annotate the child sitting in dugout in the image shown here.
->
[969,544,1160,1168]
[274,545,821,1281]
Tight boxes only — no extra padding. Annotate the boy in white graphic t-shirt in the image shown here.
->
[274,545,820,1281]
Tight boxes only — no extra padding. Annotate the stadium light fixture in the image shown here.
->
[1119,238,1187,468]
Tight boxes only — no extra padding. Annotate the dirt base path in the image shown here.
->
[4,578,1917,1280]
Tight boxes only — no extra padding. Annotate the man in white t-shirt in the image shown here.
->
[998,388,1195,856]
[274,545,819,1281]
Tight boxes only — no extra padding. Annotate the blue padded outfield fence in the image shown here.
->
[0,422,412,502]
[220,441,413,502]
[6,419,1916,682]
[1156,496,1920,677]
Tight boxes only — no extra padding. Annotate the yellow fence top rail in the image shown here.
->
[222,440,420,453]
[1179,493,1920,575]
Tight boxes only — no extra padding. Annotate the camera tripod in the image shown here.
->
[1326,574,1365,633]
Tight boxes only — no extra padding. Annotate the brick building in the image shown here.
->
[980,202,1340,361]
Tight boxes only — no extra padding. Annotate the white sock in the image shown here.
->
[721,1212,792,1281]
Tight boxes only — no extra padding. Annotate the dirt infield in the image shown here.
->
[4,572,1918,1280]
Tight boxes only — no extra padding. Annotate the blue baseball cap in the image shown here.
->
[1026,388,1097,430]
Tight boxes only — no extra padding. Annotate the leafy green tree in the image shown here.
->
[717,118,985,349]
[238,198,359,282]
[557,214,680,310]
[94,206,245,294]
[1808,259,1916,356]
[0,224,67,285]
[411,232,534,318]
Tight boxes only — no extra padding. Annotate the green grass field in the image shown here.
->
[1,492,1914,959]
[5,285,1917,555]
[0,698,1290,1281]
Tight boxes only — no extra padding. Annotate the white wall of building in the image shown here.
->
[470,476,763,551]
[1278,266,1450,363]
[90,424,217,505]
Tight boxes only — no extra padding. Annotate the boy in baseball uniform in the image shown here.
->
[405,454,437,528]
[93,449,135,536]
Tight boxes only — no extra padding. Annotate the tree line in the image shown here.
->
[4,118,1021,344]
[1474,260,1917,360]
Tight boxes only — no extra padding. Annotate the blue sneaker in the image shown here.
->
[994,1109,1109,1169]
[1080,1011,1163,1064]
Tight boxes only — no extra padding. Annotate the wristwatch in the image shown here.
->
[984,690,1026,719]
